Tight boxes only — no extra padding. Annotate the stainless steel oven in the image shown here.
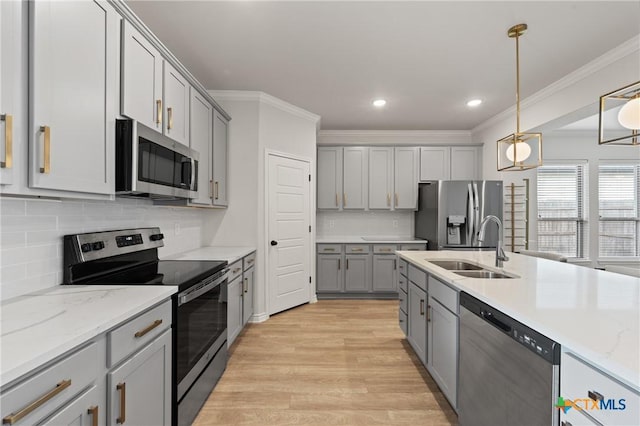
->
[116,119,198,199]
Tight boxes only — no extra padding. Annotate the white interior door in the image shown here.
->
[268,154,311,315]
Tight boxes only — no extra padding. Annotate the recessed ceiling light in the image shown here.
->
[373,99,387,107]
[467,99,482,107]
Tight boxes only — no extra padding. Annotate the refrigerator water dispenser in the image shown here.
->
[447,215,466,245]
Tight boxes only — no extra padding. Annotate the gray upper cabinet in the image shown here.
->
[420,147,450,181]
[343,147,368,210]
[189,89,214,206]
[29,0,119,195]
[121,20,163,133]
[0,0,20,186]
[408,281,427,364]
[394,147,419,209]
[212,109,228,207]
[163,61,190,146]
[317,254,343,292]
[344,254,371,292]
[372,255,397,292]
[450,146,481,180]
[317,147,343,209]
[368,147,393,209]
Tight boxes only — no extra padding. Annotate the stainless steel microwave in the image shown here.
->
[116,119,198,199]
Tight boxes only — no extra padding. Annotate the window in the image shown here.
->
[598,163,640,258]
[537,163,588,258]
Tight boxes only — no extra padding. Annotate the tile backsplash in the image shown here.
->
[317,210,414,238]
[0,197,211,301]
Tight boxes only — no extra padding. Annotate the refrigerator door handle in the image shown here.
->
[467,183,474,245]
[473,182,480,245]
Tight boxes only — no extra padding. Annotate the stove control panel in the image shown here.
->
[116,234,144,247]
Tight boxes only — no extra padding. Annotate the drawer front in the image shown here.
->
[317,244,342,254]
[243,252,256,270]
[561,352,639,426]
[399,309,408,336]
[228,260,243,282]
[398,259,408,277]
[408,264,427,291]
[1,343,99,426]
[429,275,458,314]
[398,288,408,314]
[373,244,397,254]
[398,275,408,294]
[399,244,427,251]
[345,244,370,254]
[108,300,172,367]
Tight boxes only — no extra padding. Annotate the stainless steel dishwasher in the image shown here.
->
[458,292,560,426]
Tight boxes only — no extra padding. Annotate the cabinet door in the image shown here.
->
[317,147,342,209]
[342,147,368,209]
[163,61,189,145]
[420,147,450,181]
[212,109,228,206]
[0,0,20,185]
[242,266,254,325]
[40,385,103,426]
[227,277,243,345]
[189,89,213,205]
[316,254,343,292]
[451,146,480,180]
[427,297,458,409]
[368,147,393,209]
[407,282,427,364]
[121,20,163,132]
[344,254,371,292]
[108,329,171,426]
[30,0,118,194]
[372,255,397,292]
[394,147,419,209]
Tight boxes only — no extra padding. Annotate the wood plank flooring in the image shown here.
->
[194,300,458,425]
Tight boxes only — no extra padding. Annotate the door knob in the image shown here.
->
[270,240,278,246]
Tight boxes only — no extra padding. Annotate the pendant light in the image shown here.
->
[598,81,640,146]
[497,24,542,171]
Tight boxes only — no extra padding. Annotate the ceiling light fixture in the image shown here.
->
[496,23,542,172]
[373,99,387,107]
[467,99,482,107]
[598,81,640,146]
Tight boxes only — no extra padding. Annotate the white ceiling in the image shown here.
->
[126,1,640,131]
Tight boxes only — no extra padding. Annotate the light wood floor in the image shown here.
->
[194,300,458,425]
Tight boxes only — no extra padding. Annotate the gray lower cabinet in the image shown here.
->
[108,329,172,426]
[242,266,254,325]
[372,255,397,292]
[227,276,243,345]
[344,254,370,292]
[317,254,343,292]
[407,281,427,364]
[40,385,103,426]
[228,251,257,346]
[427,296,458,409]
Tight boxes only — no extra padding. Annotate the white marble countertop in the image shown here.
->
[317,236,427,244]
[0,285,176,388]
[397,250,640,391]
[166,246,256,264]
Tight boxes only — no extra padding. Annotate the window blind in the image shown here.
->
[599,164,640,257]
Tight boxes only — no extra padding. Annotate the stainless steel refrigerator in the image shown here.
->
[415,180,503,250]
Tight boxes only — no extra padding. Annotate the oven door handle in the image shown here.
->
[178,270,228,306]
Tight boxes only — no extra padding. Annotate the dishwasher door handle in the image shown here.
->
[481,311,511,333]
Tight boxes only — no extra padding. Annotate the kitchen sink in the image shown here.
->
[429,260,483,271]
[454,270,516,279]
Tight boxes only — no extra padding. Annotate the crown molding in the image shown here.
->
[317,130,475,145]
[472,34,640,135]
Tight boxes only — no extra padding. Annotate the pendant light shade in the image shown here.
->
[599,81,640,146]
[496,23,543,172]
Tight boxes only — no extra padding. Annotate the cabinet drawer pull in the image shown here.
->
[247,258,254,265]
[420,299,425,316]
[2,379,72,425]
[380,248,392,252]
[1,114,12,169]
[232,267,241,274]
[209,179,214,199]
[156,99,162,125]
[167,107,173,130]
[588,390,604,402]
[116,382,126,424]
[561,422,573,426]
[134,319,163,338]
[87,405,99,426]
[215,181,219,200]
[39,126,50,174]
[323,248,335,252]
[243,277,248,293]
[351,248,363,252]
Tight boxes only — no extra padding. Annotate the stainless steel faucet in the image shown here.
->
[478,215,509,267]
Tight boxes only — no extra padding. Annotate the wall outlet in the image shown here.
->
[174,223,181,235]
[392,220,398,228]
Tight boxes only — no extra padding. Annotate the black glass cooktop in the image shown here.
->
[83,260,227,291]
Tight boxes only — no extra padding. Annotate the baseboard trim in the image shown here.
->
[317,293,398,300]
[249,312,269,323]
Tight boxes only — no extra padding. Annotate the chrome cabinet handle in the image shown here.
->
[156,99,162,125]
[1,114,12,169]
[87,406,99,426]
[134,319,162,338]
[2,379,72,425]
[116,383,126,424]
[167,107,173,130]
[39,125,50,174]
